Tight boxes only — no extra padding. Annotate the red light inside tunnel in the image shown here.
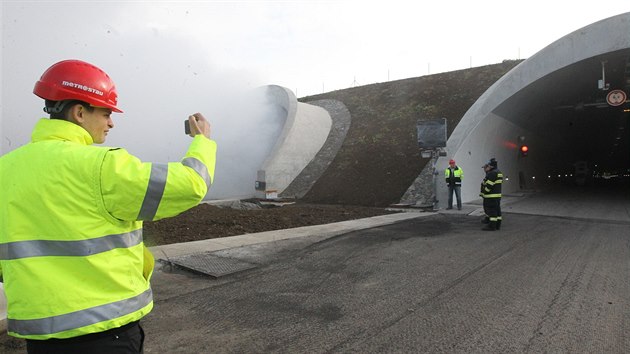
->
[520,145,529,157]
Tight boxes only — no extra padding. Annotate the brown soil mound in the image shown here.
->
[143,202,398,246]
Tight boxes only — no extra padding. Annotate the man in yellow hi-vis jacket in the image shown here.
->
[0,60,217,353]
[444,159,464,210]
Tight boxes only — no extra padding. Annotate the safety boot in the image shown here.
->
[496,220,501,230]
[482,222,496,231]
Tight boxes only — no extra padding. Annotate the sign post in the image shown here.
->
[417,118,448,210]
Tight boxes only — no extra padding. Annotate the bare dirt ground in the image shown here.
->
[142,202,398,246]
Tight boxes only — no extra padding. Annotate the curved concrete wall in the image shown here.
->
[428,12,630,207]
[280,99,351,199]
[256,86,332,198]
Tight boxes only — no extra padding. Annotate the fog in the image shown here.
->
[1,2,285,199]
[2,1,625,198]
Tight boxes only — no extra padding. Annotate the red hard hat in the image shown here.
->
[449,159,456,164]
[33,60,123,113]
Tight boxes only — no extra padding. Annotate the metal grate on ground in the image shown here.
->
[164,253,258,278]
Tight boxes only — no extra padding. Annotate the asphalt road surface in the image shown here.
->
[144,211,630,353]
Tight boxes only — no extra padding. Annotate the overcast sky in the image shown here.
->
[1,1,626,198]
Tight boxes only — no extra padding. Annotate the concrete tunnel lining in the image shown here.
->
[429,12,630,208]
[255,85,332,198]
[280,99,351,199]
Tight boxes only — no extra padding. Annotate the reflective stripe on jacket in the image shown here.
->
[444,166,464,186]
[480,169,503,198]
[0,118,217,339]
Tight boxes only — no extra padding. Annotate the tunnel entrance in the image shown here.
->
[493,49,630,196]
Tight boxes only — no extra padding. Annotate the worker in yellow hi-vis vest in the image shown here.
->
[0,59,217,353]
[444,159,464,210]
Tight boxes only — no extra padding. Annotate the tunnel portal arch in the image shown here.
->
[430,12,630,207]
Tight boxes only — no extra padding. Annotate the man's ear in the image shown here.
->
[68,103,85,124]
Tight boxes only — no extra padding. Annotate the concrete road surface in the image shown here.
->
[143,209,630,353]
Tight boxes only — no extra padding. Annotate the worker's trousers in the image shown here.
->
[483,197,502,223]
[26,321,144,354]
[447,185,462,209]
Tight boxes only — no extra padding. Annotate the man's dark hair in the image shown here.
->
[45,99,94,120]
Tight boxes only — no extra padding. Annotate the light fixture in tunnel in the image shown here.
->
[520,145,529,157]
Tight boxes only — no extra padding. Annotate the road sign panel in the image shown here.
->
[606,89,627,106]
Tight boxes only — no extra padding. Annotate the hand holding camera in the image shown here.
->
[184,113,211,139]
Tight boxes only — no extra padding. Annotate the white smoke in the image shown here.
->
[1,2,286,200]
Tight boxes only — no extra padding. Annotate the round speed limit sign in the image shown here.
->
[606,89,627,106]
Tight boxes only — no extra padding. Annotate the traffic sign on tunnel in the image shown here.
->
[606,89,627,106]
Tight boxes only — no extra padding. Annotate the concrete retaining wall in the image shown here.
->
[280,99,351,199]
[256,86,332,198]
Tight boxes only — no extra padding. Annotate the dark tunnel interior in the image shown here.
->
[494,49,630,190]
